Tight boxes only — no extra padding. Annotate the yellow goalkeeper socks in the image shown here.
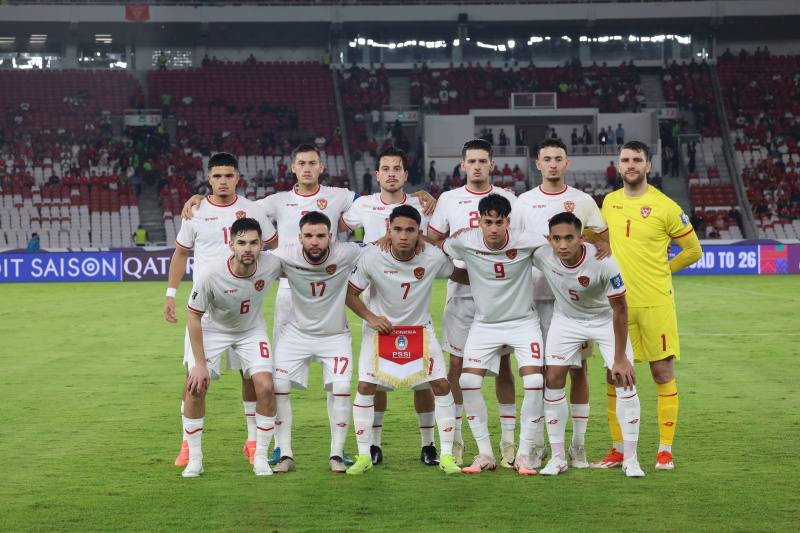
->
[606,382,623,446]
[656,379,679,446]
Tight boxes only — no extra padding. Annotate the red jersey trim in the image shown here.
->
[205,195,239,208]
[560,245,587,269]
[596,227,609,235]
[608,289,627,299]
[303,248,330,266]
[187,305,205,314]
[348,280,365,292]
[227,256,258,279]
[175,239,191,250]
[447,262,456,279]
[538,185,568,196]
[674,227,695,239]
[293,184,321,197]
[263,229,278,244]
[427,223,446,236]
[380,192,407,205]
[389,247,416,262]
[339,212,355,231]
[465,185,494,196]
[483,229,510,251]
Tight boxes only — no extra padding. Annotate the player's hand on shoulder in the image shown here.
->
[369,315,394,335]
[411,190,437,216]
[449,227,470,240]
[181,195,204,220]
[503,187,517,196]
[164,298,178,323]
[593,240,612,259]
[375,231,391,252]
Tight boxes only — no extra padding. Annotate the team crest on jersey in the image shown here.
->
[506,249,517,259]
[578,276,590,287]
[326,264,337,275]
[236,211,246,219]
[414,267,425,280]
[641,206,652,219]
[254,279,265,291]
[395,335,408,350]
[316,199,328,210]
[564,201,575,213]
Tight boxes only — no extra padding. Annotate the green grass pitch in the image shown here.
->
[1,275,799,532]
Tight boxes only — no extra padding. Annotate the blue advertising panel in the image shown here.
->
[670,245,760,275]
[0,253,123,282]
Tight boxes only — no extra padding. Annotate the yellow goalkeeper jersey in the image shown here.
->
[601,185,695,308]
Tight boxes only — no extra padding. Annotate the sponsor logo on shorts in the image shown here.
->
[414,267,425,280]
[552,355,565,360]
[326,264,337,275]
[236,210,247,219]
[395,335,408,350]
[205,358,212,363]
[680,213,690,227]
[366,372,377,378]
[641,206,652,219]
[563,201,575,213]
[468,358,481,363]
[254,279,265,291]
[275,368,288,374]
[317,199,328,210]
[610,274,624,289]
[506,249,517,259]
[578,276,590,287]
[447,344,463,353]
[629,419,639,424]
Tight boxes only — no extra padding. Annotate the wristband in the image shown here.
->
[166,288,177,298]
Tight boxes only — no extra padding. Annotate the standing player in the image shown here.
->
[166,152,277,467]
[269,211,366,474]
[345,205,469,475]
[532,212,644,478]
[596,141,702,470]
[511,137,610,469]
[341,146,439,466]
[427,139,519,468]
[182,218,282,477]
[441,194,548,475]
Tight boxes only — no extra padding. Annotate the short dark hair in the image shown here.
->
[230,217,263,238]
[539,137,568,155]
[376,146,408,172]
[208,152,238,171]
[462,139,493,160]
[292,143,321,163]
[478,193,511,218]
[620,140,649,160]
[389,204,421,226]
[548,211,582,233]
[299,210,331,231]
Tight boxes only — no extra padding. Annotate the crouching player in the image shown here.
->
[183,218,282,477]
[345,205,469,475]
[532,212,644,478]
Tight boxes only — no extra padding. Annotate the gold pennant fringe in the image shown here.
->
[373,330,431,388]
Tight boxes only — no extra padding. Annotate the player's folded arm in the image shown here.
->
[669,229,703,273]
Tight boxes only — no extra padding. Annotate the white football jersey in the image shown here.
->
[532,243,626,320]
[341,192,430,243]
[187,254,282,332]
[512,184,608,300]
[175,195,277,279]
[349,245,455,326]
[258,184,356,244]
[272,242,366,336]
[427,185,517,298]
[443,228,545,323]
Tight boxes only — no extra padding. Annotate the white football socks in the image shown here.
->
[434,392,456,457]
[544,387,568,460]
[353,393,375,457]
[518,374,544,458]
[460,373,492,457]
